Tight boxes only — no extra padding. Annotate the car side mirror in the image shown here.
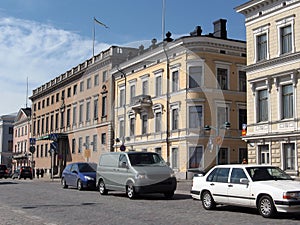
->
[72,170,78,174]
[240,178,249,185]
[121,162,128,169]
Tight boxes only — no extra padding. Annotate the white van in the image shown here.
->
[96,152,177,199]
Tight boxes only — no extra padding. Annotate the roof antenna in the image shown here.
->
[26,76,28,108]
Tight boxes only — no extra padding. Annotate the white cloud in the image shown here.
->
[0,17,109,115]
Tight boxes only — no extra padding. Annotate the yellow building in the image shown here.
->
[112,20,247,179]
[29,46,138,177]
[236,0,300,176]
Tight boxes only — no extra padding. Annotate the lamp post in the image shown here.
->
[204,122,230,165]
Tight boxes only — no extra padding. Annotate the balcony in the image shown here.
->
[131,95,152,112]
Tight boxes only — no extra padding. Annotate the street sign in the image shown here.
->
[50,133,58,141]
[29,138,36,145]
[84,149,91,158]
[50,142,58,153]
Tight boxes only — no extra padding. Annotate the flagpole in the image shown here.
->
[93,18,95,57]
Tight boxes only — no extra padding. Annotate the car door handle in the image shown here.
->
[228,184,233,187]
[210,183,215,186]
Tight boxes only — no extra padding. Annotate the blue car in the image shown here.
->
[61,162,97,191]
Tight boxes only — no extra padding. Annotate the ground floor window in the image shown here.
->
[239,148,247,164]
[189,146,203,169]
[258,145,269,164]
[218,147,228,165]
[171,148,178,169]
[283,143,295,170]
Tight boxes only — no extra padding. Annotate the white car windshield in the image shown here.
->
[246,166,293,181]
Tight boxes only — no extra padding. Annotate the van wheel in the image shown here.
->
[77,180,83,191]
[126,183,136,199]
[99,180,108,195]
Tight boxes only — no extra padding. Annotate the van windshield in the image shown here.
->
[128,153,165,166]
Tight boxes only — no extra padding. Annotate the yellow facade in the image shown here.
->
[237,0,300,176]
[113,31,247,178]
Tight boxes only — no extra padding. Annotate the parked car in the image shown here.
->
[18,166,33,179]
[96,152,177,199]
[191,164,300,218]
[61,162,97,191]
[0,164,10,179]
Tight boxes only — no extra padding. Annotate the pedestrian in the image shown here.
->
[36,168,40,179]
[242,158,248,164]
[40,168,44,178]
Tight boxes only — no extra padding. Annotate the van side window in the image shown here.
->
[119,154,128,168]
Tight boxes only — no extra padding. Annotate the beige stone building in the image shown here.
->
[236,0,300,176]
[12,108,32,170]
[29,46,138,177]
[112,20,247,179]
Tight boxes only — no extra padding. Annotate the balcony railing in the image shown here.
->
[130,95,152,112]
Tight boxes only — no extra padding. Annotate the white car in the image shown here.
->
[191,164,300,218]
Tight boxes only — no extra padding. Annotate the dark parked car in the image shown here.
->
[19,166,33,179]
[61,162,96,190]
[0,164,10,179]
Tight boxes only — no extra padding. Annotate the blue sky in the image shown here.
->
[0,0,247,115]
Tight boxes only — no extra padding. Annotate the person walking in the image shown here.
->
[36,168,40,179]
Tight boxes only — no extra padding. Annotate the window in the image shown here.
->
[93,135,97,152]
[257,33,267,61]
[218,148,228,165]
[45,117,49,132]
[142,80,148,95]
[239,70,246,92]
[119,119,124,138]
[87,78,92,89]
[155,75,162,96]
[46,97,50,106]
[211,168,230,183]
[130,84,136,103]
[66,108,71,127]
[85,136,90,149]
[73,84,77,95]
[155,112,162,132]
[230,168,247,184]
[55,113,59,130]
[72,139,76,154]
[40,144,44,158]
[61,90,65,100]
[239,148,248,164]
[60,111,64,128]
[172,71,179,92]
[45,144,48,157]
[72,105,77,125]
[280,25,292,54]
[282,84,293,119]
[189,106,202,128]
[189,146,203,169]
[56,93,59,102]
[101,133,106,145]
[80,81,84,92]
[67,87,71,98]
[217,68,228,90]
[86,101,91,121]
[94,98,98,119]
[130,117,135,136]
[102,96,107,117]
[258,89,268,122]
[51,96,54,104]
[283,143,295,170]
[78,137,82,153]
[189,66,202,88]
[119,87,125,107]
[172,108,179,130]
[50,115,54,131]
[79,103,83,123]
[172,148,178,169]
[94,74,99,86]
[36,145,39,158]
[258,145,269,164]
[142,114,148,134]
[102,70,107,82]
[239,108,247,130]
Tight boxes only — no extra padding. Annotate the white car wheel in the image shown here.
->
[258,195,276,218]
[202,191,216,210]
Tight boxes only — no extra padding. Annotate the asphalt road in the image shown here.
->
[0,178,300,225]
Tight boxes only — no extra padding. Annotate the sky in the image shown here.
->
[0,0,247,116]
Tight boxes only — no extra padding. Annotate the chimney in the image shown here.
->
[213,19,227,39]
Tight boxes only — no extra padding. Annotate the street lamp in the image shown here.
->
[204,122,231,165]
